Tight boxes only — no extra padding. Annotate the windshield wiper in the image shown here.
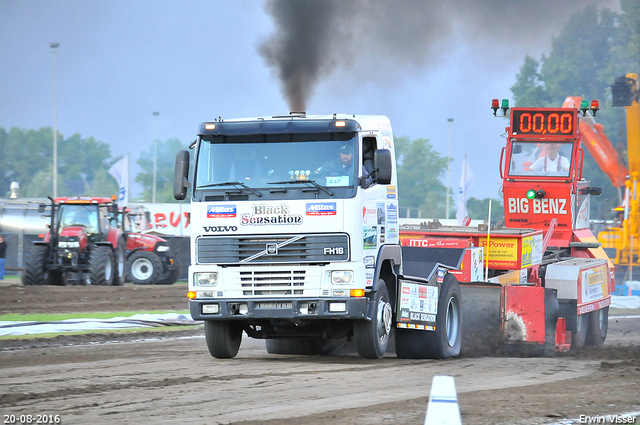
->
[268,180,334,196]
[197,181,262,197]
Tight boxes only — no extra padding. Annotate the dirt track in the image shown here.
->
[1,283,640,424]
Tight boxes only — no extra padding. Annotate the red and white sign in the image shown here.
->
[132,203,191,236]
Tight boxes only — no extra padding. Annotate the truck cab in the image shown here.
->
[175,113,402,358]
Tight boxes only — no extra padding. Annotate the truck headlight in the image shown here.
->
[331,270,353,284]
[195,272,218,287]
[157,245,170,252]
[58,241,80,248]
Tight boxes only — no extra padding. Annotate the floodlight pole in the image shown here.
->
[51,42,60,198]
[153,111,159,203]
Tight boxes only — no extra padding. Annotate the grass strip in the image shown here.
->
[0,310,190,322]
[0,324,202,341]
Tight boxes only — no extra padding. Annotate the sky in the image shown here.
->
[0,0,620,207]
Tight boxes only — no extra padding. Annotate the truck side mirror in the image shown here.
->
[374,149,392,185]
[174,150,191,200]
[38,203,46,213]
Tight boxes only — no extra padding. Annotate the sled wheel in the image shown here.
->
[587,306,608,348]
[204,320,243,359]
[572,312,589,349]
[354,281,392,359]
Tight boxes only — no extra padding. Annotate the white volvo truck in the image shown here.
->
[174,113,463,359]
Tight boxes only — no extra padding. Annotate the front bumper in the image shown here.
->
[190,297,369,321]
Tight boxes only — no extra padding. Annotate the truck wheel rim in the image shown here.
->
[377,299,392,343]
[445,296,460,347]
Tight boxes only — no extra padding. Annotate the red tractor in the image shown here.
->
[22,197,181,286]
[23,197,126,286]
[119,206,181,285]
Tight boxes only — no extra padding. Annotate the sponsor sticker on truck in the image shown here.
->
[397,279,438,330]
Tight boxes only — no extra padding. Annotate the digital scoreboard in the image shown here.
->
[510,108,577,138]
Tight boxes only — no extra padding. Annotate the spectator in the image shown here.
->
[0,236,7,280]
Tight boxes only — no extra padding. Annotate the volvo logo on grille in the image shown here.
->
[266,243,278,255]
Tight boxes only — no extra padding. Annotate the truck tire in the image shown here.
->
[127,251,162,285]
[157,260,181,285]
[353,281,392,359]
[586,306,608,348]
[89,246,115,286]
[396,273,462,359]
[113,238,126,286]
[204,320,243,359]
[572,312,589,349]
[265,338,329,355]
[22,245,50,286]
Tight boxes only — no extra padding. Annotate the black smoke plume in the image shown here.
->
[259,0,617,112]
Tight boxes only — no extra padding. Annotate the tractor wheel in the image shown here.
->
[157,259,182,285]
[587,306,609,348]
[396,273,462,359]
[204,320,243,359]
[127,251,163,285]
[89,246,115,286]
[265,338,329,355]
[22,245,51,286]
[353,281,392,359]
[113,238,126,286]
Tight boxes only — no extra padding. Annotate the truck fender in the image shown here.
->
[364,245,402,321]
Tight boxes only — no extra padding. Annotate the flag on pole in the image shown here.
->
[456,155,475,225]
[108,154,129,206]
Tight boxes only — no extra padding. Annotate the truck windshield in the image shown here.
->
[508,141,574,177]
[195,133,358,190]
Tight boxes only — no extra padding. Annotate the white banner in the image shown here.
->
[135,203,191,237]
[108,155,130,207]
[456,155,475,225]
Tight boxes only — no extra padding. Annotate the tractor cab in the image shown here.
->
[54,198,116,244]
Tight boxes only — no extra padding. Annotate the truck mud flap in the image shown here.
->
[401,246,465,280]
[459,283,502,356]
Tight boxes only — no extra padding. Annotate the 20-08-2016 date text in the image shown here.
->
[4,414,60,424]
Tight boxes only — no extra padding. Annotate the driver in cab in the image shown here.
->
[530,143,570,173]
[63,209,96,232]
[317,144,372,187]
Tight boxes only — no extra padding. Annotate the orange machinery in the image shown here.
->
[594,74,640,283]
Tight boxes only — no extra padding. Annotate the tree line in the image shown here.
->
[0,126,187,203]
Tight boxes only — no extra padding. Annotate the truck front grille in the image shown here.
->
[240,269,306,296]
[196,233,349,265]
